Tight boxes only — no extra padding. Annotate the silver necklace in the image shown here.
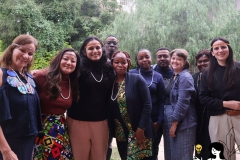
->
[90,70,103,82]
[138,69,154,87]
[60,78,71,100]
[111,78,125,101]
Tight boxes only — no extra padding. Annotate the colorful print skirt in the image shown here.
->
[113,81,152,160]
[33,114,73,160]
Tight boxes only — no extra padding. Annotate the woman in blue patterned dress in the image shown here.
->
[108,51,153,160]
[0,34,42,160]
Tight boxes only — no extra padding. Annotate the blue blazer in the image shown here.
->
[109,72,153,138]
[170,69,197,131]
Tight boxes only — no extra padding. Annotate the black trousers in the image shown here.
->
[152,125,163,160]
[0,135,35,160]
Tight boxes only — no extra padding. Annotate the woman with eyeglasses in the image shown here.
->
[109,51,153,160]
[129,49,165,159]
[67,36,114,160]
[0,35,42,160]
[199,37,240,159]
[192,49,211,160]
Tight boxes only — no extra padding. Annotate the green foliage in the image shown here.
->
[0,0,66,52]
[70,0,121,49]
[0,0,119,69]
[33,51,56,69]
[100,0,240,66]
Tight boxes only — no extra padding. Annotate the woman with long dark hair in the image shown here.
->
[199,37,240,160]
[33,48,80,159]
[67,36,114,160]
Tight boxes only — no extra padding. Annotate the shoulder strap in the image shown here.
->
[152,64,157,70]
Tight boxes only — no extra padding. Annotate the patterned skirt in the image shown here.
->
[33,114,73,160]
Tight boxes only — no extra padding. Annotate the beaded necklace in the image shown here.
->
[7,69,35,94]
[90,70,103,82]
[60,78,71,99]
[111,78,125,101]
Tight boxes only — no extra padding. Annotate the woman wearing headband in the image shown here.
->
[199,37,240,160]
[67,36,114,160]
[109,50,153,160]
[0,35,42,160]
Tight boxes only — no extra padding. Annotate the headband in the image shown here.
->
[85,41,101,49]
[212,42,229,48]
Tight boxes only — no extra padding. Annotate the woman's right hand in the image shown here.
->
[223,100,240,110]
[2,150,18,160]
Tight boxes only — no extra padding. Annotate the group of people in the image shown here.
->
[0,34,239,160]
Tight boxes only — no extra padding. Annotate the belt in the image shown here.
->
[225,110,240,116]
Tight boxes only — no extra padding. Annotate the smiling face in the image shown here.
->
[60,51,77,75]
[156,50,171,69]
[137,50,152,70]
[11,43,36,71]
[196,54,210,72]
[85,40,102,61]
[171,53,186,74]
[211,40,229,66]
[112,52,129,76]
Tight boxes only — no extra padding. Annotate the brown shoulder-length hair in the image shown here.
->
[170,48,190,70]
[46,48,80,101]
[0,34,38,73]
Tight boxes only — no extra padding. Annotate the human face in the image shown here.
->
[211,40,229,66]
[171,53,185,74]
[196,54,210,72]
[104,37,118,57]
[112,52,128,76]
[11,43,36,72]
[85,40,102,61]
[137,50,152,70]
[211,147,221,156]
[60,51,77,75]
[156,50,171,69]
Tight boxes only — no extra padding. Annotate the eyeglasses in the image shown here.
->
[106,41,118,45]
